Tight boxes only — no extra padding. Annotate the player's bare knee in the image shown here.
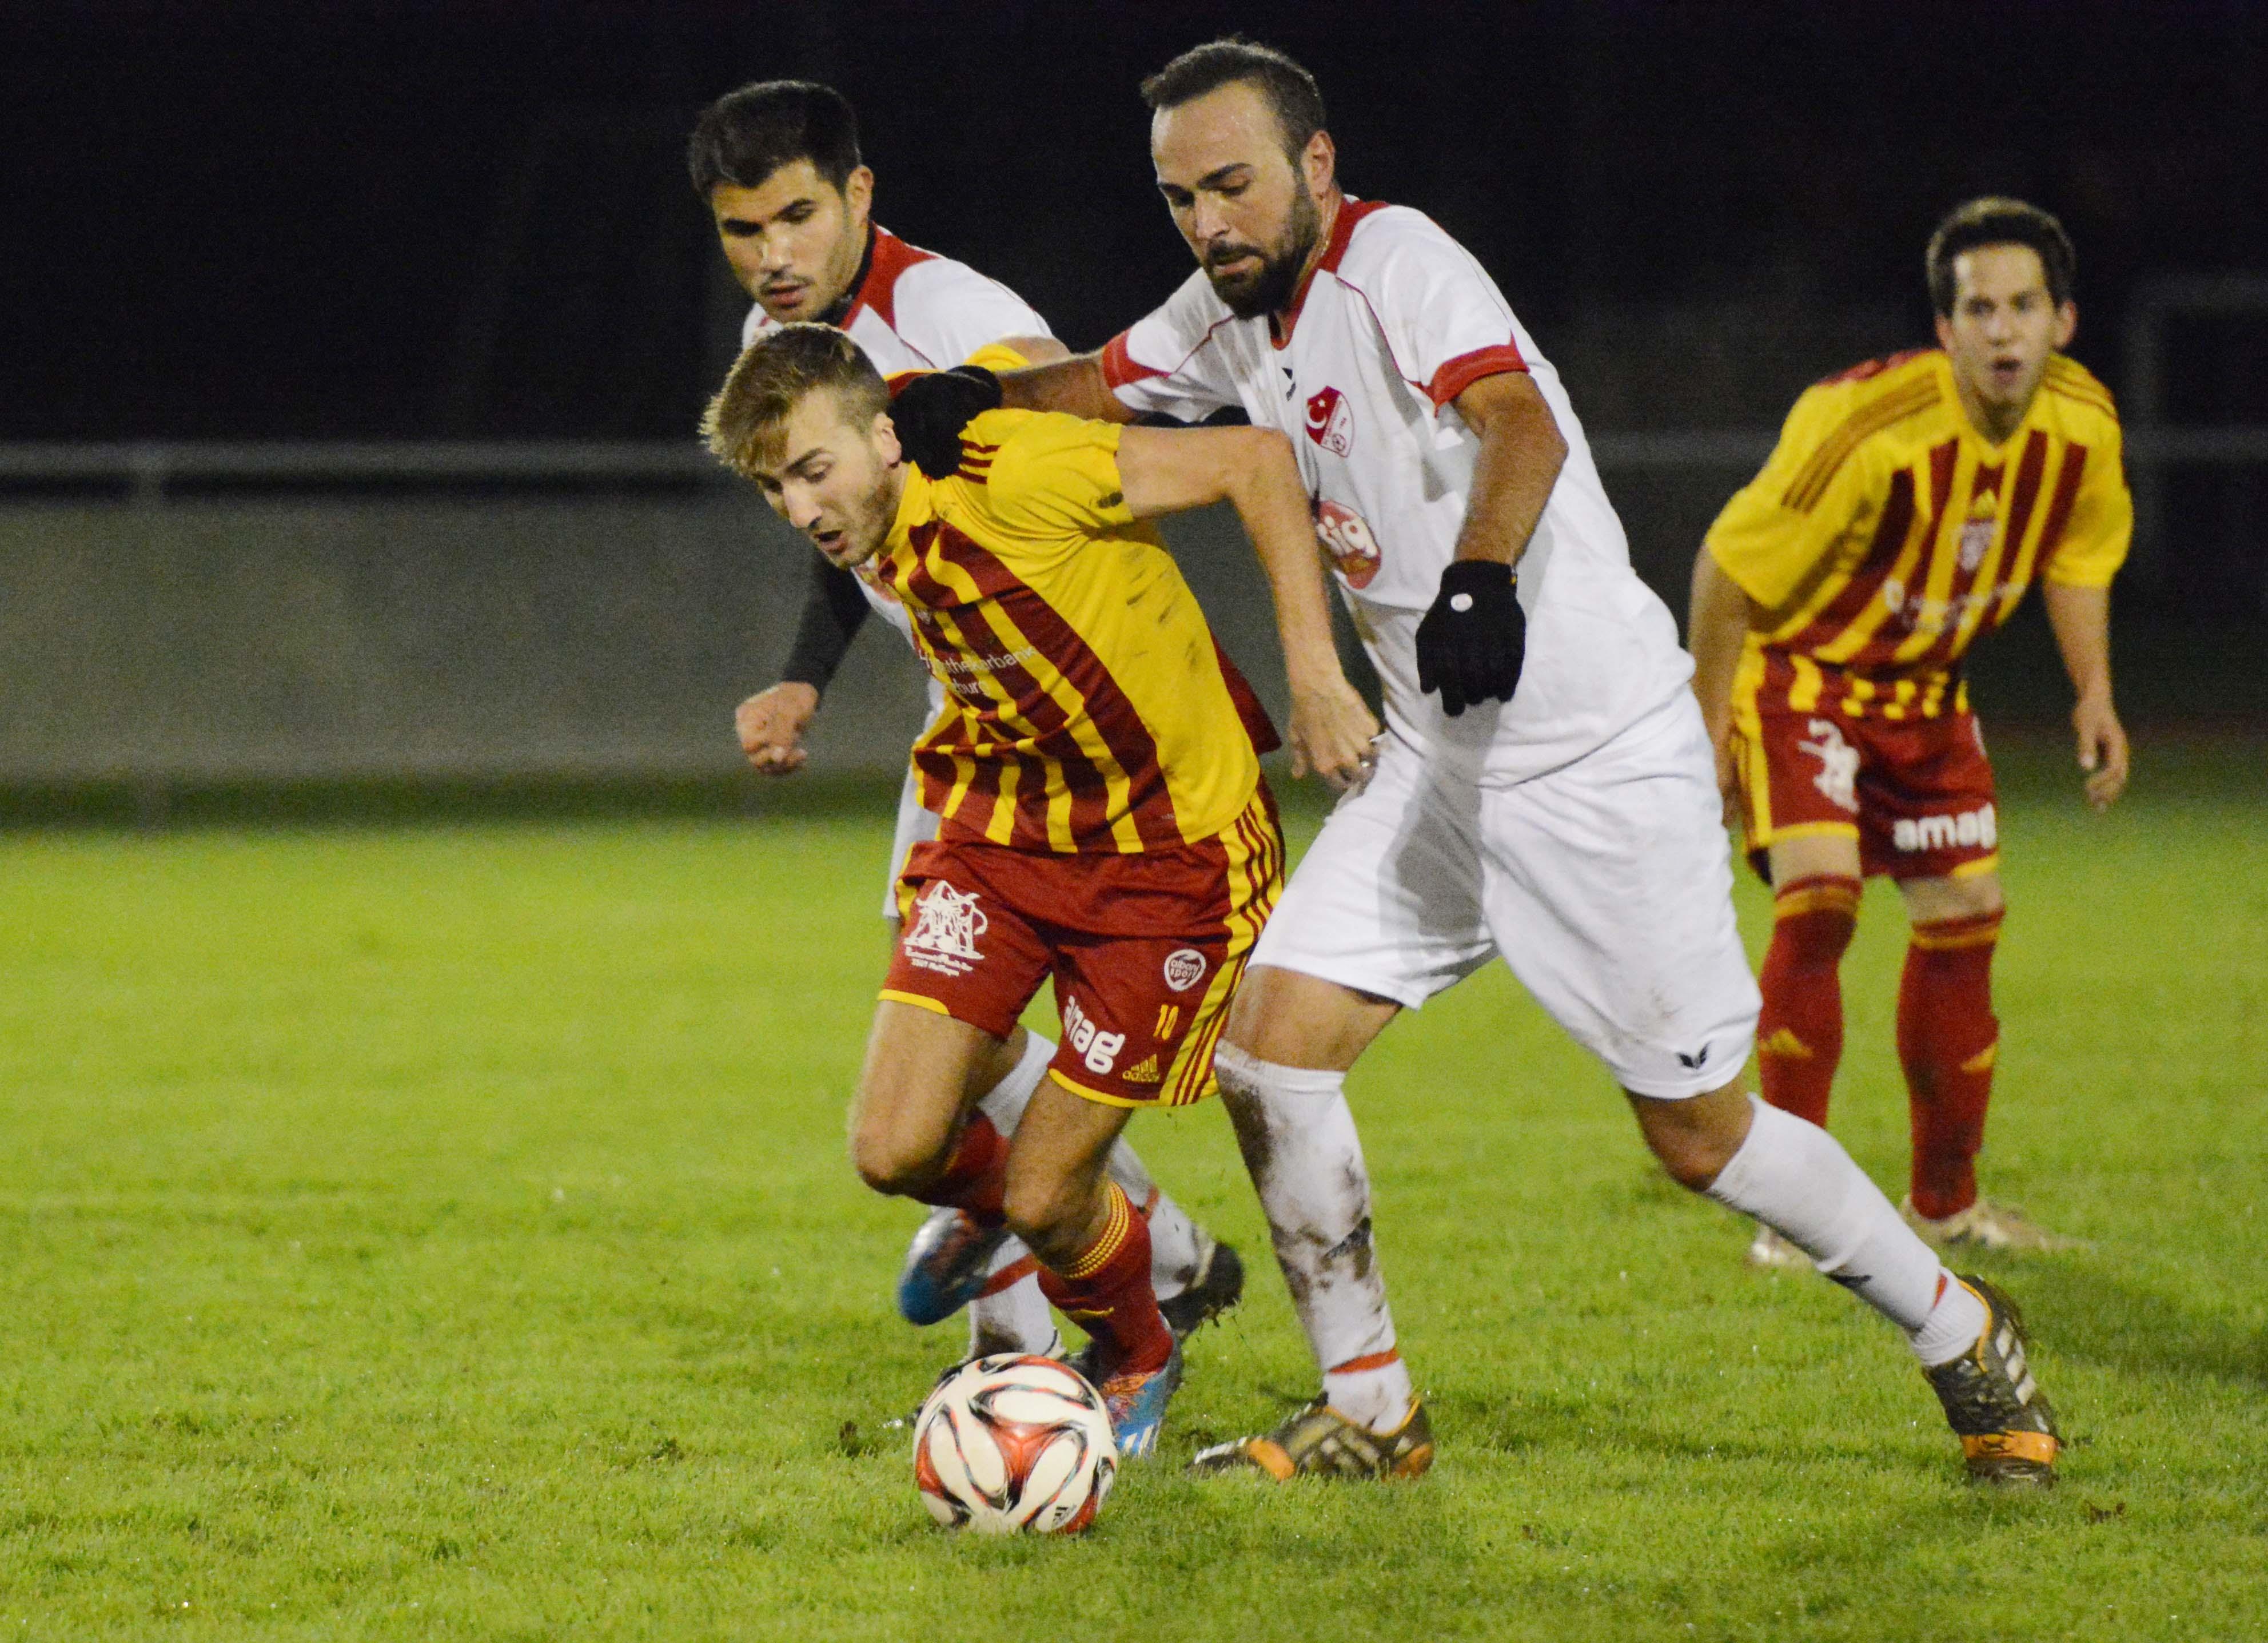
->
[848,1118,945,1199]
[1631,1079,1754,1192]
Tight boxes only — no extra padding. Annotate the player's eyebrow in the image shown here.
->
[1195,162,1253,191]
[719,196,816,233]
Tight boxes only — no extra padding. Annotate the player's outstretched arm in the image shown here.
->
[1113,424,1378,789]
[996,350,1134,424]
[2041,580,2129,810]
[1688,550,1759,820]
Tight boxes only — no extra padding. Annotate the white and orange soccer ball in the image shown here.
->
[912,1354,1118,1534]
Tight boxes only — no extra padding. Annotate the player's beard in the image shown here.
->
[1203,186,1324,320]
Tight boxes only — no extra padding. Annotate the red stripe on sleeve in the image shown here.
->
[1100,332,1165,389]
[1425,342,1529,408]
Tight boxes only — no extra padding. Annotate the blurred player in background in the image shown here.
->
[1692,198,2129,1265]
[686,81,1245,1368]
[894,41,2063,1487]
[702,323,1376,1452]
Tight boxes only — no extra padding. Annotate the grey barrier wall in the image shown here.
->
[9,433,2247,787]
[0,491,1341,785]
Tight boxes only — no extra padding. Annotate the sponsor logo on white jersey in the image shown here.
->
[1314,499,1381,590]
[1798,718,1861,813]
[1304,385,1354,456]
[1061,994,1126,1076]
[902,881,987,977]
[1892,804,1996,854]
[1162,948,1208,993]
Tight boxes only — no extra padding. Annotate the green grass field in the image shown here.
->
[2,734,2263,1640]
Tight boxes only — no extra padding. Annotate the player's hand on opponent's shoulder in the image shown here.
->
[1288,675,1382,793]
[2072,692,2129,810]
[1414,559,1524,717]
[736,681,819,775]
[891,367,1005,480]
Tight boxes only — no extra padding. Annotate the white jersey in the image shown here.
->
[744,224,1052,651]
[1101,198,1691,786]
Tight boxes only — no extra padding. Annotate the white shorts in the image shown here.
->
[881,765,943,921]
[1249,691,1760,1099]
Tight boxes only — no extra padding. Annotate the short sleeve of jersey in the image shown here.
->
[1704,384,1856,610]
[1099,271,1243,421]
[1337,208,1529,408]
[2043,420,2131,588]
[967,411,1135,554]
[891,259,1053,369]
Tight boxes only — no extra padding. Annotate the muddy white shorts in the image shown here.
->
[1249,690,1759,1098]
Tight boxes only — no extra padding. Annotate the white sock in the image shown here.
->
[974,1030,1055,1132]
[966,1248,1059,1359]
[1213,1044,1408,1432]
[1705,1096,1983,1361]
[1907,1274,1991,1368]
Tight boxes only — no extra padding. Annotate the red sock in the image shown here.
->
[1755,874,1860,1127]
[913,1112,1007,1221]
[1899,910,2003,1221]
[1037,1181,1172,1374]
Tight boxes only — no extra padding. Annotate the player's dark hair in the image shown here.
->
[703,323,890,476]
[1926,197,2075,317]
[1141,38,1326,162]
[688,80,863,198]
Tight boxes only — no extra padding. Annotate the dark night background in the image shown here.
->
[0,1,2261,800]
[9,2,2265,437]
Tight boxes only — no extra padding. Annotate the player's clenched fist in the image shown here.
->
[891,366,1004,479]
[1414,560,1524,717]
[736,681,819,775]
[1287,676,1382,793]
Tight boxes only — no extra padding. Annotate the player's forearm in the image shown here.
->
[1219,435,1345,690]
[1450,377,1566,568]
[2041,582,2115,705]
[1687,550,1755,740]
[996,352,1132,424]
[779,554,872,695]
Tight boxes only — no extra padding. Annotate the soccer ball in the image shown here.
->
[912,1354,1118,1534]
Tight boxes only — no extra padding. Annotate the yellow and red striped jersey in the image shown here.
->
[1707,349,2130,719]
[875,405,1266,854]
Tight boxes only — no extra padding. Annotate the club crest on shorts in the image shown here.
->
[1314,499,1381,589]
[1162,948,1208,993]
[1304,385,1354,457]
[903,880,987,977]
[1797,718,1860,813]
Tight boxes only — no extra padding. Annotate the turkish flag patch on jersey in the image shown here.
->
[1304,385,1354,456]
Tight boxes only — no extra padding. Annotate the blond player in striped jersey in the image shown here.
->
[685,80,1245,1370]
[1691,198,2130,1264]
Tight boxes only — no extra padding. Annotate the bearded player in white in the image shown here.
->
[892,40,2061,1486]
[691,79,1245,1366]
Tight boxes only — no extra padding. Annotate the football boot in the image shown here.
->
[1924,1275,2060,1486]
[1159,1236,1245,1341]
[896,1206,1011,1327]
[1902,1196,2083,1254]
[1078,1338,1183,1459]
[1189,1395,1435,1481]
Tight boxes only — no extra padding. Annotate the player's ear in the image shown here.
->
[1933,311,1955,352]
[1302,129,1336,198]
[871,411,903,468]
[2052,299,2077,350]
[843,165,875,221]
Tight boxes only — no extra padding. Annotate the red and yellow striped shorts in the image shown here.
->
[881,785,1283,1107]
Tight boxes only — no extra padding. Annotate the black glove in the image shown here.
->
[1414,559,1525,717]
[890,366,1003,479]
